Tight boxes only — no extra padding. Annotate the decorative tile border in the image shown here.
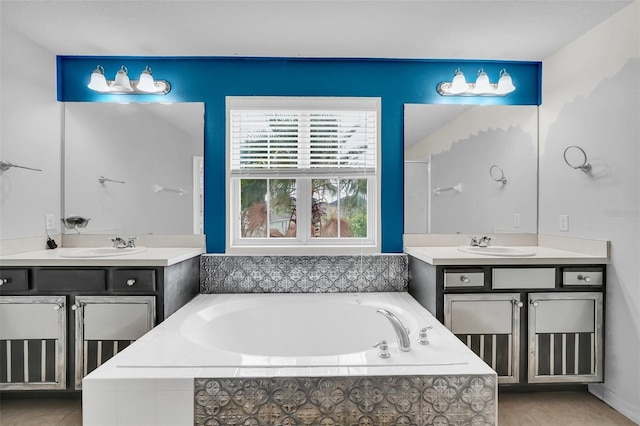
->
[200,255,408,293]
[194,375,496,425]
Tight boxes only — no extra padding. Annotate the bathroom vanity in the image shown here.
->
[0,247,203,393]
[405,236,609,389]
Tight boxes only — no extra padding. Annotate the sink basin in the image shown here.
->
[59,247,147,258]
[457,246,535,257]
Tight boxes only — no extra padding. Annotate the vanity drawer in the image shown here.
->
[444,269,485,288]
[563,268,603,286]
[0,269,29,292]
[112,270,156,292]
[492,268,555,290]
[37,269,106,291]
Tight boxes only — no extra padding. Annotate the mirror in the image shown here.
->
[64,102,204,235]
[404,104,538,235]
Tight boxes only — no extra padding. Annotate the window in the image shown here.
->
[227,97,380,253]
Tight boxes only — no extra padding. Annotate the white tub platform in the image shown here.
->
[83,292,496,425]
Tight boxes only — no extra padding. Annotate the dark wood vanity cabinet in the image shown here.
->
[408,257,605,388]
[0,258,199,393]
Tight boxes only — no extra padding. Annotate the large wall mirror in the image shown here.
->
[404,104,538,235]
[63,102,204,235]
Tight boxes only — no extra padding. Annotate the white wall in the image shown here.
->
[539,2,640,422]
[0,25,61,239]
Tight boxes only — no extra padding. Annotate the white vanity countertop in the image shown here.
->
[404,245,609,266]
[0,247,205,267]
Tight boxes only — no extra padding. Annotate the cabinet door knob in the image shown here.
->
[577,274,591,282]
[0,278,7,285]
[127,279,136,286]
[53,304,63,310]
[460,275,470,283]
[512,299,524,308]
[531,300,539,307]
[71,303,80,311]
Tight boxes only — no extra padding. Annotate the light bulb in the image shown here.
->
[495,69,516,95]
[87,65,110,92]
[111,65,133,92]
[137,66,158,93]
[472,69,494,94]
[449,68,468,95]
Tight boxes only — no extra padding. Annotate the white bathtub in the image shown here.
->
[83,292,496,425]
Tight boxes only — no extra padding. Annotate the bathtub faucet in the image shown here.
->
[376,308,411,352]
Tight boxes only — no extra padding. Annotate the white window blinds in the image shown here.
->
[230,107,377,177]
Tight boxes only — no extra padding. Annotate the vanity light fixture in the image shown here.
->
[87,65,171,94]
[437,68,516,96]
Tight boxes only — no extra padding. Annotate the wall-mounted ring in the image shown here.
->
[563,145,592,172]
[489,165,507,184]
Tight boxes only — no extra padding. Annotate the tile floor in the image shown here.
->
[0,391,637,426]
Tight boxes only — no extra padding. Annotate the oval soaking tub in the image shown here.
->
[114,292,468,368]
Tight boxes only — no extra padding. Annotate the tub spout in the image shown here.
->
[377,308,411,352]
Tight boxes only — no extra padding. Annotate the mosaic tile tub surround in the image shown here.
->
[196,255,497,425]
[195,375,496,426]
[200,255,408,293]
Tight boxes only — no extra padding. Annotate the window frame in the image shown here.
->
[226,96,381,255]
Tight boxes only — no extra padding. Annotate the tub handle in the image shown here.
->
[373,340,390,358]
[418,326,433,345]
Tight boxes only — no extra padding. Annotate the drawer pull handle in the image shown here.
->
[512,299,524,308]
[531,300,539,307]
[127,279,136,286]
[0,278,7,286]
[577,274,591,282]
[460,275,471,283]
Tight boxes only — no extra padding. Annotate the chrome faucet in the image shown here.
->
[470,236,492,247]
[111,236,137,249]
[377,309,411,352]
[478,236,492,247]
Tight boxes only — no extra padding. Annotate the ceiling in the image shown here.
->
[2,1,632,149]
[0,1,633,60]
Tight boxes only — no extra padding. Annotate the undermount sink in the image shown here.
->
[457,246,536,257]
[59,247,147,258]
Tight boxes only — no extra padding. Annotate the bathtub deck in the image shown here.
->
[82,293,497,425]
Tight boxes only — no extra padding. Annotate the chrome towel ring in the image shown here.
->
[489,165,507,184]
[563,145,592,172]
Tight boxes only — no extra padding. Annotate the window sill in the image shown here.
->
[226,245,380,256]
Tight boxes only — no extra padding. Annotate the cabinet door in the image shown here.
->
[528,292,603,383]
[73,295,155,389]
[444,293,522,383]
[0,296,66,390]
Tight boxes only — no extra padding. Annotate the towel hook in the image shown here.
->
[489,165,507,184]
[563,146,592,172]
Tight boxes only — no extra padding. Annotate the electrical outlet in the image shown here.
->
[45,214,55,231]
[513,213,521,228]
[559,214,569,232]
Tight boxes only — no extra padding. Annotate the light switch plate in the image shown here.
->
[559,214,569,232]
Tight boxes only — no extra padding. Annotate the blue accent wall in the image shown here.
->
[57,56,542,253]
